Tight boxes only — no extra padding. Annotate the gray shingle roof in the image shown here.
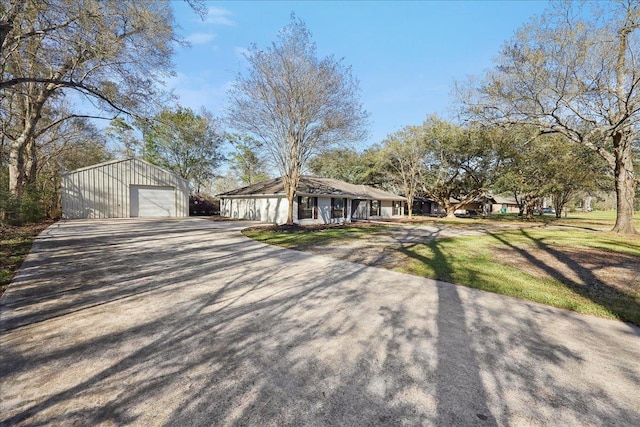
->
[218,176,406,201]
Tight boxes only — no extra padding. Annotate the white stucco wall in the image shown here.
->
[221,196,403,224]
[295,197,350,224]
[220,196,288,224]
[380,200,403,218]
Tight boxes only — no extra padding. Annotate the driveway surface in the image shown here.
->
[1,218,639,426]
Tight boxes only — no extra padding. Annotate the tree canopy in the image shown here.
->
[460,0,640,234]
[141,107,224,192]
[1,0,178,202]
[227,134,270,186]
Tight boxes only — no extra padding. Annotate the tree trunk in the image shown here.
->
[9,86,47,196]
[525,205,535,220]
[286,191,294,224]
[445,203,456,218]
[611,133,637,235]
[284,169,300,225]
[407,195,413,219]
[8,137,25,197]
[524,194,537,220]
[24,136,38,186]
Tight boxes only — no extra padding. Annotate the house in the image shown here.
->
[410,197,481,216]
[218,176,406,225]
[489,195,520,214]
[410,197,441,215]
[409,195,519,216]
[61,158,189,219]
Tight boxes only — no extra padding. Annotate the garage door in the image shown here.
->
[130,186,176,217]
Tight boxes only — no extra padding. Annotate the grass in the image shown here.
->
[554,209,640,229]
[0,222,51,296]
[397,228,640,323]
[244,218,640,325]
[245,224,389,248]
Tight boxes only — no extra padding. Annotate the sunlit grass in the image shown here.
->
[244,225,388,248]
[398,230,639,323]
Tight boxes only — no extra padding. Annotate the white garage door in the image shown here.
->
[130,186,176,217]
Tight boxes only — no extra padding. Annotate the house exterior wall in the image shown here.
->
[221,196,404,224]
[61,158,189,219]
[351,199,368,219]
[294,196,350,224]
[491,203,520,214]
[220,196,288,224]
[431,202,447,215]
[379,200,404,218]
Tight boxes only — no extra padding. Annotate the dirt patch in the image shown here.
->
[305,240,407,269]
[494,246,640,296]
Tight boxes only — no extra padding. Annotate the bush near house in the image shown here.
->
[189,194,220,216]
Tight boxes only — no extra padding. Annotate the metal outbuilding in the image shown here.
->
[61,158,189,219]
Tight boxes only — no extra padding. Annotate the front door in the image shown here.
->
[351,199,366,219]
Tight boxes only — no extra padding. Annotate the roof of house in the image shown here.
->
[492,195,519,205]
[218,176,406,201]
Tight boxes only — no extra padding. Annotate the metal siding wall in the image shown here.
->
[61,159,189,219]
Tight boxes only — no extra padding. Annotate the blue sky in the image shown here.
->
[169,1,549,149]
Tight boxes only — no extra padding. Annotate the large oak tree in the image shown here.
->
[461,0,640,234]
[419,117,498,218]
[227,16,368,224]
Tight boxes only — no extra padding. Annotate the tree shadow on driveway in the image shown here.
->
[1,219,639,426]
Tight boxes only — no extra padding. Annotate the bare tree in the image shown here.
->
[460,1,640,235]
[1,0,179,198]
[227,15,368,224]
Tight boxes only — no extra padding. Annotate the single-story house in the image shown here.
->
[410,197,440,215]
[61,158,189,219]
[409,197,480,216]
[489,196,520,214]
[218,176,406,225]
[409,195,520,216]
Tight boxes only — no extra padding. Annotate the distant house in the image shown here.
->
[218,176,406,225]
[409,195,520,216]
[489,196,520,214]
[410,197,441,215]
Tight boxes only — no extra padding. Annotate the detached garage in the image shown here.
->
[61,158,189,219]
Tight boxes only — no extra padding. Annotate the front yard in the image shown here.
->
[244,213,640,325]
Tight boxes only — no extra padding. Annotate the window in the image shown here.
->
[331,197,346,219]
[393,200,403,216]
[370,200,381,216]
[298,196,317,219]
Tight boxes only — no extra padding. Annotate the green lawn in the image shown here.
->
[244,219,640,325]
[405,209,640,229]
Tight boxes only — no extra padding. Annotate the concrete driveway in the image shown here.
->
[1,218,639,426]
